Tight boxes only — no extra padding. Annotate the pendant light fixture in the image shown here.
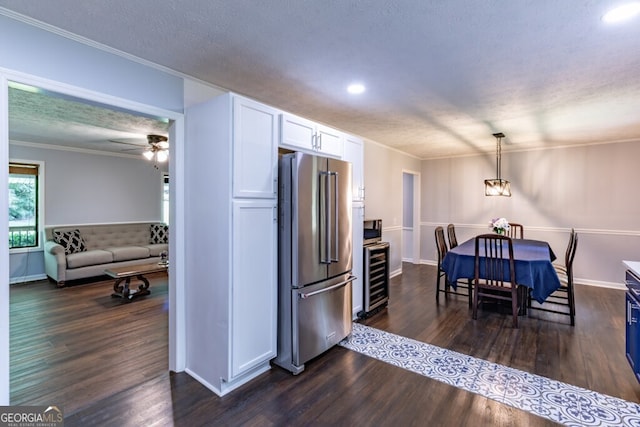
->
[484,132,511,197]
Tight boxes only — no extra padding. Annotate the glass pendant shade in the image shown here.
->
[485,178,511,196]
[142,150,155,160]
[156,150,168,162]
[485,132,511,197]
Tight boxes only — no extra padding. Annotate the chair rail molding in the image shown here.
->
[421,222,640,237]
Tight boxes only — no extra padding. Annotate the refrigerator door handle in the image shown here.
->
[330,171,339,262]
[319,171,331,264]
[298,275,356,299]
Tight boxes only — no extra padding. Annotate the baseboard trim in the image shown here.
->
[389,268,403,279]
[9,273,47,285]
[575,278,625,290]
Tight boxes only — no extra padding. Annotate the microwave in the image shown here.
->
[363,219,382,245]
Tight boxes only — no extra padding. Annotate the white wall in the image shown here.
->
[420,140,640,286]
[0,14,183,112]
[11,144,166,225]
[363,141,421,276]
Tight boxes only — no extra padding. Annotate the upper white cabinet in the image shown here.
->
[316,124,343,158]
[233,97,279,199]
[280,113,344,158]
[343,134,365,202]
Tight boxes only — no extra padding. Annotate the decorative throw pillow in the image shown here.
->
[53,229,87,255]
[150,223,169,244]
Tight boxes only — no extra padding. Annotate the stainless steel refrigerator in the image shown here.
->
[275,152,354,374]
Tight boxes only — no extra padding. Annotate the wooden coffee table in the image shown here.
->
[106,262,168,302]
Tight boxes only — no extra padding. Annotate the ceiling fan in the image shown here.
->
[141,134,169,163]
[109,134,169,163]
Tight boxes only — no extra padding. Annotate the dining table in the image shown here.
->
[441,237,561,304]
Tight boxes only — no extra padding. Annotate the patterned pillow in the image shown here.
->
[53,229,87,255]
[150,223,169,244]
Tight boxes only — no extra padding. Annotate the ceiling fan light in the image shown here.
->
[156,150,168,162]
[142,150,154,160]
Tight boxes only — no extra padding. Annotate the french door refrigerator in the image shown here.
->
[275,151,354,374]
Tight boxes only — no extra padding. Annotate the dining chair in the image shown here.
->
[435,226,449,302]
[507,223,524,239]
[435,226,472,306]
[447,224,458,249]
[528,228,578,325]
[472,234,520,328]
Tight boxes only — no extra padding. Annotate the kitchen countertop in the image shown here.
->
[623,261,640,278]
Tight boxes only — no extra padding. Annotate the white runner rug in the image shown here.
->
[340,322,640,426]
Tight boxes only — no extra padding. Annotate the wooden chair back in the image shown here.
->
[565,228,578,276]
[472,233,519,328]
[508,223,524,239]
[435,226,448,267]
[447,224,458,249]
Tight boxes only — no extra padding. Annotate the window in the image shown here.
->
[162,174,169,225]
[9,161,43,251]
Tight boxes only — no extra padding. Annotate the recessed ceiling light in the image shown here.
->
[602,2,640,23]
[347,83,366,95]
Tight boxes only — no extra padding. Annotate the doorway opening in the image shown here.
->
[2,73,184,407]
[402,170,421,264]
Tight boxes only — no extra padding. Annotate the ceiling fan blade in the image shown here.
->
[108,138,147,147]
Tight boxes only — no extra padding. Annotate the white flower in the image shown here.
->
[489,217,510,233]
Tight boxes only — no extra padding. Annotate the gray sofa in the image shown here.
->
[44,222,168,286]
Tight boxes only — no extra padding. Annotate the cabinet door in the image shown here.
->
[280,113,316,151]
[352,204,365,317]
[343,134,364,201]
[231,200,278,378]
[233,96,279,198]
[316,124,344,158]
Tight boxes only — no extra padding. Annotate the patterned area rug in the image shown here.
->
[340,323,640,426]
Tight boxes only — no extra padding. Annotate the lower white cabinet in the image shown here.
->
[231,200,278,377]
[352,203,364,317]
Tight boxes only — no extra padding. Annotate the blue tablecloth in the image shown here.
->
[441,238,561,304]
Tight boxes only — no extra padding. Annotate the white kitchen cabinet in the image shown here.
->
[280,113,343,158]
[184,92,278,396]
[343,134,365,202]
[352,202,365,317]
[233,97,279,199]
[231,200,277,377]
[316,124,344,158]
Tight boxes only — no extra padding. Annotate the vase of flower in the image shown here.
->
[489,217,510,235]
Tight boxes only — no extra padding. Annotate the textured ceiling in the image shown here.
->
[9,87,170,154]
[2,1,640,159]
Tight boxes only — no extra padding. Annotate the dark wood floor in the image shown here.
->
[10,273,168,414]
[10,263,639,426]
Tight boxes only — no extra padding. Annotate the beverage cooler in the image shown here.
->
[625,266,640,383]
[359,219,390,318]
